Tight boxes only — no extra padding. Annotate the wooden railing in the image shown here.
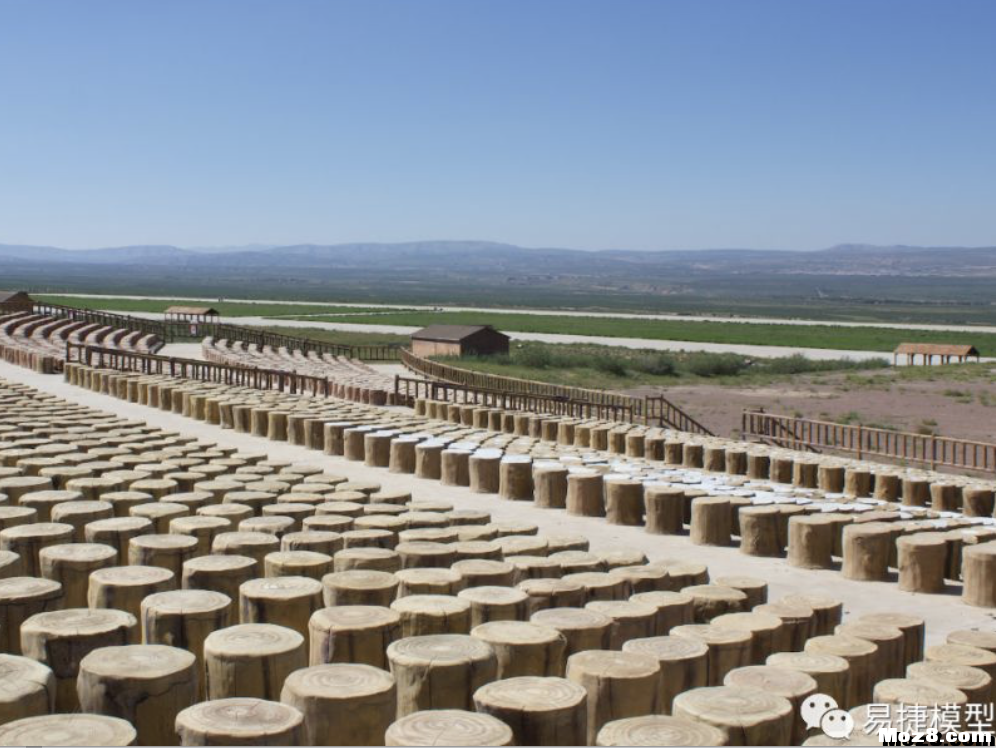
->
[400,348,712,433]
[742,410,996,474]
[34,302,169,341]
[395,375,640,422]
[66,343,338,397]
[212,324,402,361]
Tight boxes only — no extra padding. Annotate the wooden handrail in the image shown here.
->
[400,348,712,433]
[213,324,403,362]
[34,302,168,341]
[66,342,336,397]
[741,410,996,475]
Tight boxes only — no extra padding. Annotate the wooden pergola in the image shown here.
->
[164,306,220,324]
[893,342,980,365]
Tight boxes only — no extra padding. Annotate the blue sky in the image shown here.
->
[0,0,993,250]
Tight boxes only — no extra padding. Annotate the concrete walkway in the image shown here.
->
[2,359,990,645]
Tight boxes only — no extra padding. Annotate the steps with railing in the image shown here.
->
[399,347,712,433]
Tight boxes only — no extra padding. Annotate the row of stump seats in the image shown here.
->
[0,313,163,374]
[63,363,996,611]
[202,337,399,405]
[0,376,995,745]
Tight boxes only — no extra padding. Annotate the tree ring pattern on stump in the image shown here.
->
[386,709,512,747]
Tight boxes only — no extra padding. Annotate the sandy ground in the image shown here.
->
[629,369,996,444]
[63,292,996,334]
[3,359,994,645]
[158,343,206,360]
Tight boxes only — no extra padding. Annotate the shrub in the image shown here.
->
[685,353,750,377]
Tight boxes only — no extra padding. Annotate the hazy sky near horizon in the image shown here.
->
[1,0,994,251]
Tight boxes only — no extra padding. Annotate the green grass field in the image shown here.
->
[37,295,401,318]
[437,341,890,389]
[288,310,996,356]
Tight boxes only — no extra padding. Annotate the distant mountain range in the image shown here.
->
[2,241,995,277]
[3,240,995,314]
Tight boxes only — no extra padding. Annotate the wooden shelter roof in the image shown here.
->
[411,324,506,342]
[894,343,978,356]
[0,291,32,303]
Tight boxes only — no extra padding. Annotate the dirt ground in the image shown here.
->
[628,366,996,443]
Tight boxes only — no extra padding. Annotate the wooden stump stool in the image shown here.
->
[38,542,116,608]
[518,578,586,615]
[396,568,462,596]
[534,465,568,509]
[605,478,644,526]
[0,714,136,747]
[240,576,322,635]
[78,644,197,746]
[963,486,995,518]
[766,651,849,710]
[925,643,996,702]
[20,608,135,711]
[384,710,512,747]
[630,591,694,636]
[474,675,586,746]
[623,635,708,714]
[566,649,660,745]
[1,522,74,576]
[683,585,748,623]
[787,515,834,569]
[723,665,817,744]
[897,533,947,593]
[805,634,877,707]
[470,620,567,678]
[873,677,968,717]
[907,661,991,708]
[712,611,785,664]
[181,554,257,602]
[860,612,925,666]
[386,634,498,716]
[781,593,842,637]
[962,541,996,607]
[842,523,892,581]
[141,590,232,696]
[671,624,752,686]
[83,517,151,564]
[645,486,685,535]
[322,569,398,606]
[441,449,471,487]
[308,605,401,669]
[468,451,501,494]
[175,698,303,746]
[88,566,174,641]
[596,715,727,746]
[739,506,782,557]
[453,559,513,587]
[566,471,604,517]
[128,534,198,577]
[672,685,793,746]
[280,663,395,746]
[391,593,472,636]
[690,497,731,547]
[203,623,307,700]
[0,652,56,730]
